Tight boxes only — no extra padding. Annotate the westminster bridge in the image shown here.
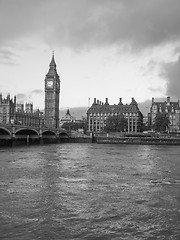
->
[0,123,70,146]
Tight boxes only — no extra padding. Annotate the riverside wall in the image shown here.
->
[95,136,180,145]
[2,134,180,147]
[0,136,93,147]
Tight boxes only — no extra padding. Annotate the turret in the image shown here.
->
[14,96,16,105]
[7,93,10,103]
[25,102,33,113]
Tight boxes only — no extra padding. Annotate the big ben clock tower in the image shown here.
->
[44,53,60,128]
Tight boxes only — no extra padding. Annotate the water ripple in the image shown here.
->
[0,144,180,239]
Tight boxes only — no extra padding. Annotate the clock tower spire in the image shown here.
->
[44,52,60,129]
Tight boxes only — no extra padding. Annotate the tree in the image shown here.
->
[153,112,170,132]
[105,114,128,132]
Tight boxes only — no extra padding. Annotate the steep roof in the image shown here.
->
[152,100,180,112]
[46,52,59,77]
[49,52,56,68]
[87,103,140,114]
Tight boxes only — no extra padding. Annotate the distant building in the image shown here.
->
[0,94,16,124]
[25,103,33,114]
[87,97,143,133]
[0,93,42,127]
[60,109,76,126]
[149,96,180,132]
[143,115,149,126]
[15,102,43,127]
[16,103,24,112]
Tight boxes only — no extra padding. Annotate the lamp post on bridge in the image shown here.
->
[39,117,43,145]
[10,119,16,146]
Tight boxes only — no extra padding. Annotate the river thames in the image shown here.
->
[0,143,180,240]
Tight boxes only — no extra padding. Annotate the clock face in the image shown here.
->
[47,80,53,88]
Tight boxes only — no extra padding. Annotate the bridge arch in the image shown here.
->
[15,128,39,136]
[0,127,11,136]
[41,130,57,143]
[42,130,56,136]
[59,132,69,138]
[12,128,39,145]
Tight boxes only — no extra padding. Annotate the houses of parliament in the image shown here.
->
[0,53,60,129]
[1,54,180,134]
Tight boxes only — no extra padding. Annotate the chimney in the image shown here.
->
[93,98,96,104]
[97,100,99,105]
[105,98,109,105]
[119,98,123,105]
[167,96,170,105]
[152,97,154,103]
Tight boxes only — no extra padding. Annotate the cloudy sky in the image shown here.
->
[0,0,180,113]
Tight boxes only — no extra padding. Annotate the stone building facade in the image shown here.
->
[15,103,43,127]
[0,93,42,127]
[150,96,180,132]
[60,109,76,126]
[87,97,143,133]
[0,94,16,124]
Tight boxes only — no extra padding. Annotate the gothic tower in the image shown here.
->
[44,53,60,128]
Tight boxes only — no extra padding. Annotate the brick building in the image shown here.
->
[87,97,143,133]
[150,96,180,132]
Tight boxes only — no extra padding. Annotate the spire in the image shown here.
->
[47,51,58,76]
[49,51,56,69]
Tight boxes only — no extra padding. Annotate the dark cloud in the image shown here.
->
[148,86,164,93]
[0,0,180,52]
[16,89,43,103]
[0,49,17,65]
[45,0,180,50]
[16,93,27,102]
[31,89,43,94]
[162,55,180,98]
